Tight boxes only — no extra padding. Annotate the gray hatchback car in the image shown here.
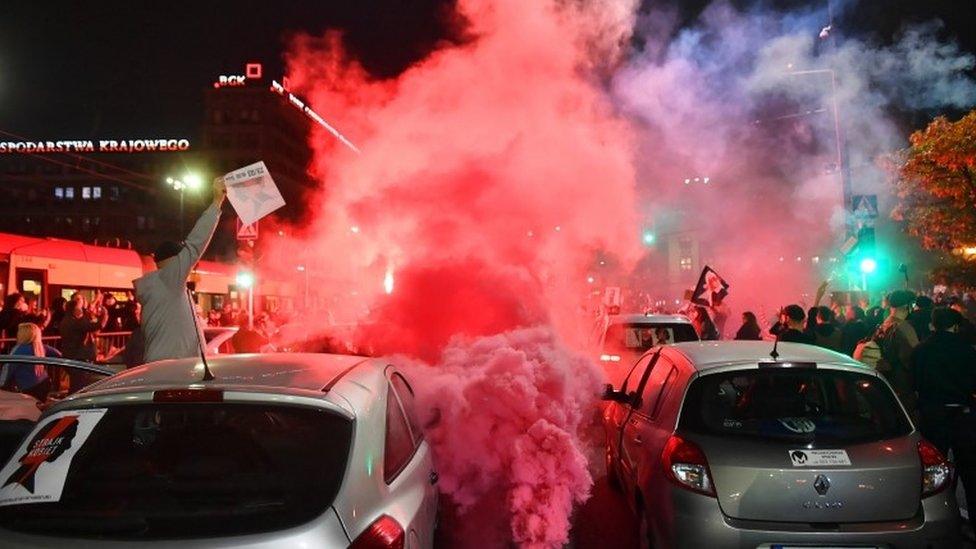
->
[603,341,959,548]
[0,353,438,548]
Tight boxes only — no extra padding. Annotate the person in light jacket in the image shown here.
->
[134,178,225,363]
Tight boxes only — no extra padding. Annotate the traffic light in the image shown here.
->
[856,226,876,274]
[642,230,656,246]
[859,257,877,274]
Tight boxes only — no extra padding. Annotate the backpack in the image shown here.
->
[856,317,909,373]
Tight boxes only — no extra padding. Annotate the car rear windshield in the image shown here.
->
[0,403,352,539]
[679,368,911,444]
[605,323,699,353]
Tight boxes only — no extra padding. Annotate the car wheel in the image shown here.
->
[605,443,620,490]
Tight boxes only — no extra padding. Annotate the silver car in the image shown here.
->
[0,353,438,548]
[603,341,959,548]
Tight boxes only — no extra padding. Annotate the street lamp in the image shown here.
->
[165,172,203,235]
[236,270,255,329]
[296,265,309,310]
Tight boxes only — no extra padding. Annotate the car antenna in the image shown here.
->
[770,334,781,361]
[186,288,215,381]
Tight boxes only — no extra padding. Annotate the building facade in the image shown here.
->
[0,144,205,252]
[0,62,318,257]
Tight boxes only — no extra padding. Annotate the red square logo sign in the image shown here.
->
[246,63,263,79]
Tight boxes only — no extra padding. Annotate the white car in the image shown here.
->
[0,353,438,548]
[597,314,700,387]
[203,326,239,354]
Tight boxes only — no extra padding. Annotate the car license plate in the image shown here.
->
[787,449,852,467]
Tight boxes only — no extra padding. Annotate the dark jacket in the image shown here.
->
[876,315,919,410]
[958,316,976,346]
[841,320,871,357]
[911,331,976,408]
[231,328,270,353]
[0,309,26,339]
[813,323,844,352]
[907,308,933,342]
[59,315,102,361]
[778,328,814,344]
[735,323,762,340]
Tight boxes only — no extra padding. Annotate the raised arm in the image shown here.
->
[159,179,226,288]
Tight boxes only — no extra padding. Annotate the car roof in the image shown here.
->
[666,341,864,372]
[608,313,692,325]
[81,353,371,395]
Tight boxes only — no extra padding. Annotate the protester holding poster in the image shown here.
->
[689,266,730,338]
[134,178,225,362]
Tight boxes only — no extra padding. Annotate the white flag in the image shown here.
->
[222,161,286,226]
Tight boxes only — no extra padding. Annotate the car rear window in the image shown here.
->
[0,403,352,539]
[605,323,699,353]
[679,368,911,444]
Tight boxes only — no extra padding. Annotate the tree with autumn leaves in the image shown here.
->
[889,110,976,284]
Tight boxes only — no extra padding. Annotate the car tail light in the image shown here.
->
[153,389,223,403]
[918,439,953,497]
[600,354,622,362]
[349,515,404,549]
[662,434,716,497]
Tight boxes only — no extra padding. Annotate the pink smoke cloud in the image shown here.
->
[400,327,602,548]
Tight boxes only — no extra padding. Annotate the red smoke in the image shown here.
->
[276,0,640,546]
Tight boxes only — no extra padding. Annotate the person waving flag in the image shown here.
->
[691,266,730,308]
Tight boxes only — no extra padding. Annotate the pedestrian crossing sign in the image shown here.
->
[236,219,259,240]
[851,194,878,218]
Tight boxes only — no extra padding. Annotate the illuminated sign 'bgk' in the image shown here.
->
[0,139,191,154]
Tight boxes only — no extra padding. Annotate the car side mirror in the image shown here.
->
[601,383,630,403]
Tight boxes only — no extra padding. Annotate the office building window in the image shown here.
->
[54,187,64,199]
[93,186,102,199]
[82,187,91,199]
[65,187,75,199]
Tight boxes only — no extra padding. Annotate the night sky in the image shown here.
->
[0,0,973,139]
[0,0,460,138]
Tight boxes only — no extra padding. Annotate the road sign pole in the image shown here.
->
[248,286,254,330]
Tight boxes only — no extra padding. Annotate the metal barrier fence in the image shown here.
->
[0,331,132,362]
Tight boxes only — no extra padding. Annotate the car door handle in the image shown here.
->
[429,471,439,485]
[632,436,643,445]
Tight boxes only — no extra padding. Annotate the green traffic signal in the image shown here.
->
[859,257,877,274]
[642,231,656,245]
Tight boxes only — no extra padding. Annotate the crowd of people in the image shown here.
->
[730,287,976,531]
[0,289,141,401]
